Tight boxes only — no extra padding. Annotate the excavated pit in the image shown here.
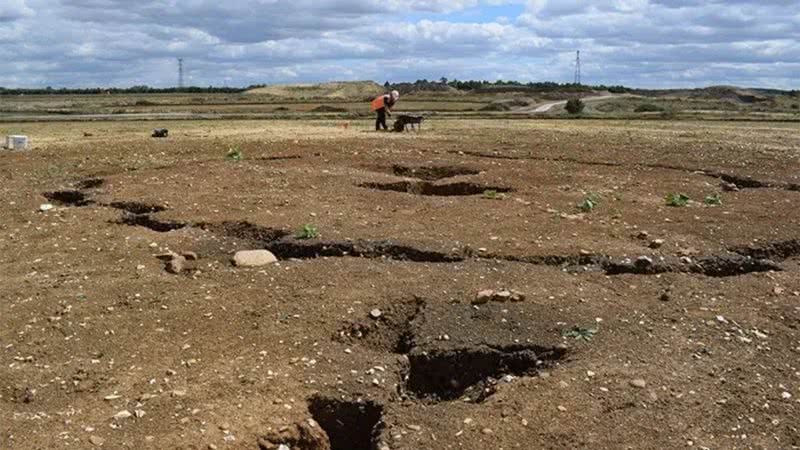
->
[109,201,167,215]
[43,190,93,207]
[116,214,187,233]
[390,164,481,181]
[406,344,563,402]
[360,180,513,196]
[335,299,424,353]
[731,239,800,261]
[266,238,467,263]
[201,221,290,246]
[307,396,384,450]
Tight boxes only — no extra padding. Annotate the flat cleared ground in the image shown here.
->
[2,118,800,450]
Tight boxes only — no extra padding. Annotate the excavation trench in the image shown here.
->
[136,219,784,277]
[115,214,188,233]
[266,239,467,263]
[43,190,93,207]
[730,239,800,262]
[360,180,513,197]
[108,201,167,215]
[453,151,798,191]
[406,344,565,402]
[307,395,385,450]
[389,164,481,181]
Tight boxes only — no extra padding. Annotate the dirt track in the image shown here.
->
[1,119,799,449]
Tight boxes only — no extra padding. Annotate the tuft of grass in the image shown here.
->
[297,224,320,240]
[577,193,601,212]
[483,189,502,200]
[562,325,599,342]
[704,193,722,206]
[226,146,243,162]
[665,193,690,207]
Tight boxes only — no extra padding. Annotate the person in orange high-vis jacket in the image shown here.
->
[371,90,400,131]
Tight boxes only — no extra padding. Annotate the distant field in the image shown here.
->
[1,90,798,122]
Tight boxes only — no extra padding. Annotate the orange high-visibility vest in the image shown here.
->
[371,95,387,112]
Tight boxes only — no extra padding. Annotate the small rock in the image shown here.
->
[557,405,567,412]
[113,410,133,420]
[233,250,278,267]
[630,379,647,389]
[636,231,649,240]
[181,251,199,261]
[773,286,784,295]
[473,289,495,305]
[782,392,792,400]
[89,435,105,446]
[481,428,493,435]
[406,424,421,432]
[649,239,665,249]
[370,309,383,319]
[166,255,186,274]
[39,203,54,212]
[659,291,671,302]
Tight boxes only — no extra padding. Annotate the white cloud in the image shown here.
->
[0,0,797,88]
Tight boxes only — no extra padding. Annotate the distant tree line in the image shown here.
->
[0,85,255,95]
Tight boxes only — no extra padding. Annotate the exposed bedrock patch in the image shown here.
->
[115,214,187,233]
[43,190,93,207]
[730,239,800,261]
[307,395,385,450]
[108,201,167,215]
[390,164,481,181]
[266,238,467,263]
[360,180,513,197]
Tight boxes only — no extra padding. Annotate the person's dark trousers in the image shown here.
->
[375,108,388,131]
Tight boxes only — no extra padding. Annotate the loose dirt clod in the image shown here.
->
[258,420,331,450]
[360,180,513,197]
[307,396,384,450]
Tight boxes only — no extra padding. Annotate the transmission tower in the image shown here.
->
[574,51,581,85]
[178,58,184,89]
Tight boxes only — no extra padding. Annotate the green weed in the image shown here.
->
[665,193,690,207]
[226,146,243,162]
[297,224,320,240]
[578,193,601,212]
[704,193,722,206]
[562,325,599,342]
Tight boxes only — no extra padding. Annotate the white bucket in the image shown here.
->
[6,135,29,150]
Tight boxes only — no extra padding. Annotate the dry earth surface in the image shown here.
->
[1,118,800,450]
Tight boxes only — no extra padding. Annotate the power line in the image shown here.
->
[574,50,581,85]
[178,58,184,89]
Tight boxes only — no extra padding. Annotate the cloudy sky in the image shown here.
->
[1,0,798,89]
